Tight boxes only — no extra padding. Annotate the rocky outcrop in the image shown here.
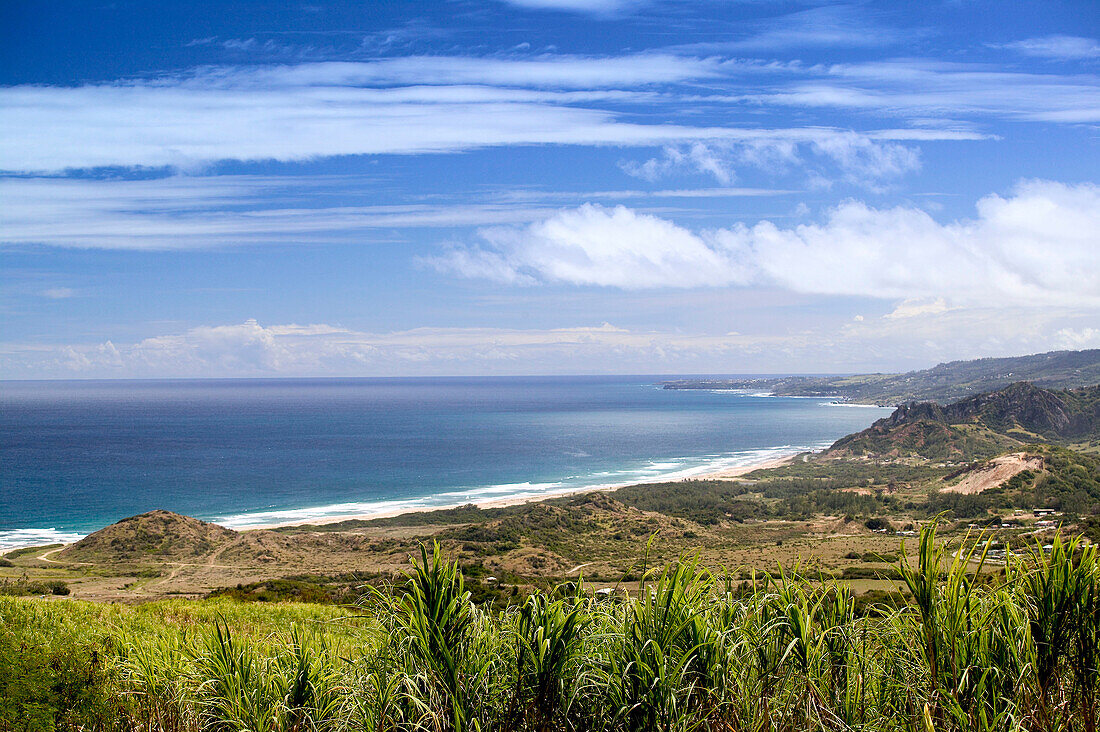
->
[827,383,1100,460]
[881,382,1098,439]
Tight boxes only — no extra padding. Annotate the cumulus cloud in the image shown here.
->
[425,204,752,288]
[430,180,1100,307]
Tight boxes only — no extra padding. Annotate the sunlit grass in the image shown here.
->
[3,522,1099,731]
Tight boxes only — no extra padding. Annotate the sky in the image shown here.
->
[1,0,1098,378]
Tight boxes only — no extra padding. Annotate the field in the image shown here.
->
[4,524,1100,732]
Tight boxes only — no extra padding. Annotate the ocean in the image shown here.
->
[0,376,892,549]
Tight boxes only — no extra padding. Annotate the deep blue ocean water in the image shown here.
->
[0,377,891,549]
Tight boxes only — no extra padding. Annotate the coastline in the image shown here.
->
[242,451,800,531]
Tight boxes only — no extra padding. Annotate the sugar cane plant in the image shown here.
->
[3,521,1100,731]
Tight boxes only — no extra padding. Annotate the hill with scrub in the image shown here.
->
[60,510,238,563]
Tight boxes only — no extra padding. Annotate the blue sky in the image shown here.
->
[1,0,1098,377]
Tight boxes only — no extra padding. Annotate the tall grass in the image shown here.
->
[3,522,1099,732]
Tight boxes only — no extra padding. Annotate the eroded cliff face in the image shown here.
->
[880,382,1099,438]
[827,383,1100,460]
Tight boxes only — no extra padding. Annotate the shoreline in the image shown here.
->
[0,450,807,550]
[243,451,801,531]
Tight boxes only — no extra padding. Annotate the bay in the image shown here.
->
[0,376,891,548]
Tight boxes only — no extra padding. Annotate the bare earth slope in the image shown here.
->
[942,453,1045,495]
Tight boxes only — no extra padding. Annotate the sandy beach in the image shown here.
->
[247,451,800,531]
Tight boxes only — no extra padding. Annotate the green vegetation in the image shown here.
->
[0,577,70,596]
[930,445,1100,519]
[2,544,60,560]
[6,525,1100,731]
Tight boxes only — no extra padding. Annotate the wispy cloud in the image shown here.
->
[40,287,76,299]
[0,53,1021,174]
[429,180,1100,307]
[620,133,921,188]
[712,5,909,51]
[0,176,803,250]
[496,0,645,14]
[996,35,1100,61]
[757,59,1100,123]
[0,176,565,249]
[204,54,721,88]
[0,55,720,172]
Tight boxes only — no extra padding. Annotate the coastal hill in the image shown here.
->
[57,509,414,575]
[662,348,1100,405]
[60,510,238,563]
[827,382,1100,460]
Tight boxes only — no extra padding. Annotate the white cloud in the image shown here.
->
[836,306,1096,366]
[0,176,561,249]
[426,204,751,288]
[211,55,718,88]
[5,307,1097,378]
[0,56,727,173]
[621,133,920,187]
[0,319,754,378]
[0,176,800,250]
[998,36,1100,61]
[0,55,997,174]
[432,180,1100,307]
[497,0,642,13]
[883,298,951,319]
[1054,327,1100,350]
[40,287,76,299]
[758,59,1100,123]
[808,133,920,183]
[716,5,906,51]
[621,143,739,184]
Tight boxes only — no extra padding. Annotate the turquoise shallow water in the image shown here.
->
[0,376,891,549]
